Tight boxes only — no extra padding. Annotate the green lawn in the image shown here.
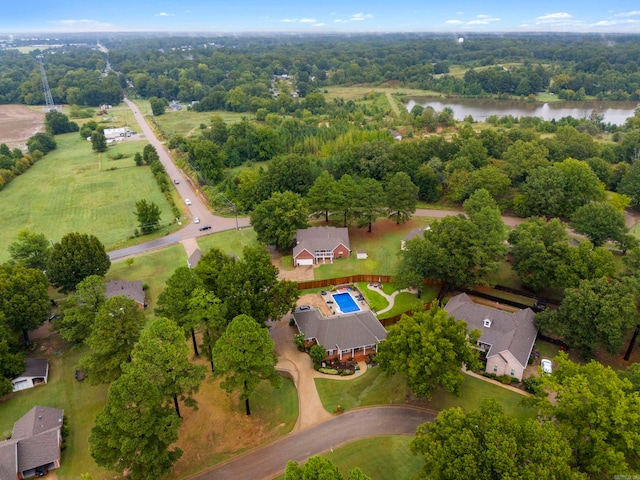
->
[315,367,407,413]
[106,243,187,312]
[0,132,175,262]
[196,227,258,258]
[272,436,423,480]
[379,292,425,320]
[316,368,535,422]
[0,344,110,479]
[314,218,433,279]
[323,86,443,101]
[151,109,254,138]
[357,283,389,312]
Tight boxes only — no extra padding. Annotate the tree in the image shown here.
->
[212,314,281,415]
[45,111,78,135]
[307,170,336,222]
[135,199,162,234]
[619,159,640,208]
[0,323,25,396]
[8,229,50,271]
[27,132,56,155]
[89,369,183,480]
[571,201,628,247]
[90,131,107,153]
[397,190,506,289]
[353,178,386,232]
[47,232,111,293]
[508,217,570,291]
[533,353,640,477]
[377,306,480,398]
[155,267,204,355]
[79,296,145,384]
[309,344,326,365]
[284,456,372,480]
[535,278,637,357]
[330,174,358,227]
[503,140,550,183]
[149,96,168,116]
[411,399,584,480]
[187,288,226,372]
[56,275,106,344]
[386,171,418,224]
[0,264,49,345]
[128,317,205,418]
[250,191,309,251]
[143,144,159,165]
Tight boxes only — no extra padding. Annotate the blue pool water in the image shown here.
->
[332,292,361,313]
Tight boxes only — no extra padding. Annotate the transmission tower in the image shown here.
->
[36,55,57,112]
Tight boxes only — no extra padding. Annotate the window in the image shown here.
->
[493,365,498,372]
[510,369,515,376]
[483,318,492,328]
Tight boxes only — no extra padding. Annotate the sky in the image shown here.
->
[2,1,640,34]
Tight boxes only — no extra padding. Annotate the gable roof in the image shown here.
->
[293,227,350,258]
[0,440,18,479]
[293,308,387,351]
[12,406,64,440]
[187,248,202,268]
[16,429,61,472]
[105,280,145,306]
[14,358,48,380]
[445,293,537,368]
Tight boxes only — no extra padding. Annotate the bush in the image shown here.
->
[310,344,326,364]
[318,367,339,375]
[523,376,544,394]
[499,375,515,384]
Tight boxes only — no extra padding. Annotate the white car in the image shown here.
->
[185,198,192,206]
[194,217,200,224]
[541,359,553,374]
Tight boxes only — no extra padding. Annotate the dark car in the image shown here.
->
[35,466,48,477]
[533,299,547,312]
[199,225,212,231]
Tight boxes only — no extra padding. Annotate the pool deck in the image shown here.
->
[323,288,369,316]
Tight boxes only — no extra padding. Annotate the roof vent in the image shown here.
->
[483,318,492,328]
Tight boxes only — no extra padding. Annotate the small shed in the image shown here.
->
[12,358,49,392]
[356,251,368,259]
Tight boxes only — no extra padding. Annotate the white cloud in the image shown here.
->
[281,18,298,23]
[445,20,464,25]
[156,12,173,17]
[535,12,572,23]
[350,13,374,21]
[48,19,116,31]
[614,11,640,17]
[334,19,349,23]
[465,15,501,25]
[300,18,316,23]
[477,14,490,19]
[313,23,325,27]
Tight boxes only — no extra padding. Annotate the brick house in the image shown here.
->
[293,227,351,267]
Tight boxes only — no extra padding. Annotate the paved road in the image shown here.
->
[187,406,436,480]
[108,100,249,260]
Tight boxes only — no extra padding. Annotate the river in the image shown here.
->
[405,98,639,125]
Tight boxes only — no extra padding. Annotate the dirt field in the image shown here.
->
[0,104,45,149]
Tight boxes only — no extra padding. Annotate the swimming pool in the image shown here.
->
[332,292,361,314]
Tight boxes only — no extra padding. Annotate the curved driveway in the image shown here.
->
[187,406,436,480]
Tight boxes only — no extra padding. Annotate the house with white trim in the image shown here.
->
[291,307,387,360]
[11,358,49,392]
[445,293,537,381]
[293,227,350,267]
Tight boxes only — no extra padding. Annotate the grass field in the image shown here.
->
[196,227,258,258]
[0,132,175,262]
[106,243,186,312]
[315,367,535,422]
[151,109,254,138]
[323,86,443,101]
[313,218,433,279]
[272,436,423,480]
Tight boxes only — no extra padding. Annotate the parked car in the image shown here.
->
[199,225,212,231]
[173,179,180,184]
[194,217,200,224]
[185,198,192,205]
[297,305,311,311]
[541,359,553,374]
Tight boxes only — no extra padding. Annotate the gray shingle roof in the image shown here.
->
[188,248,202,268]
[14,358,48,380]
[105,280,145,306]
[293,308,387,352]
[445,293,537,368]
[16,429,60,472]
[0,440,18,479]
[293,227,350,258]
[12,406,64,440]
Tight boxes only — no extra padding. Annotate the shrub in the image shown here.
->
[523,376,544,394]
[293,333,305,351]
[310,344,326,364]
[499,375,514,384]
[319,367,339,375]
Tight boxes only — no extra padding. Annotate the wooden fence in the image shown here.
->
[296,275,440,291]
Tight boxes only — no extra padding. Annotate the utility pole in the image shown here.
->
[37,54,57,112]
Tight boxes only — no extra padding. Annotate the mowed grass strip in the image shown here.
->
[196,227,258,258]
[271,436,423,480]
[151,108,254,138]
[0,132,174,262]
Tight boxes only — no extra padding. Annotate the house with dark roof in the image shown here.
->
[292,307,387,360]
[11,359,49,392]
[401,225,430,250]
[445,293,537,381]
[0,406,64,479]
[105,280,146,309]
[187,248,202,268]
[293,227,350,267]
